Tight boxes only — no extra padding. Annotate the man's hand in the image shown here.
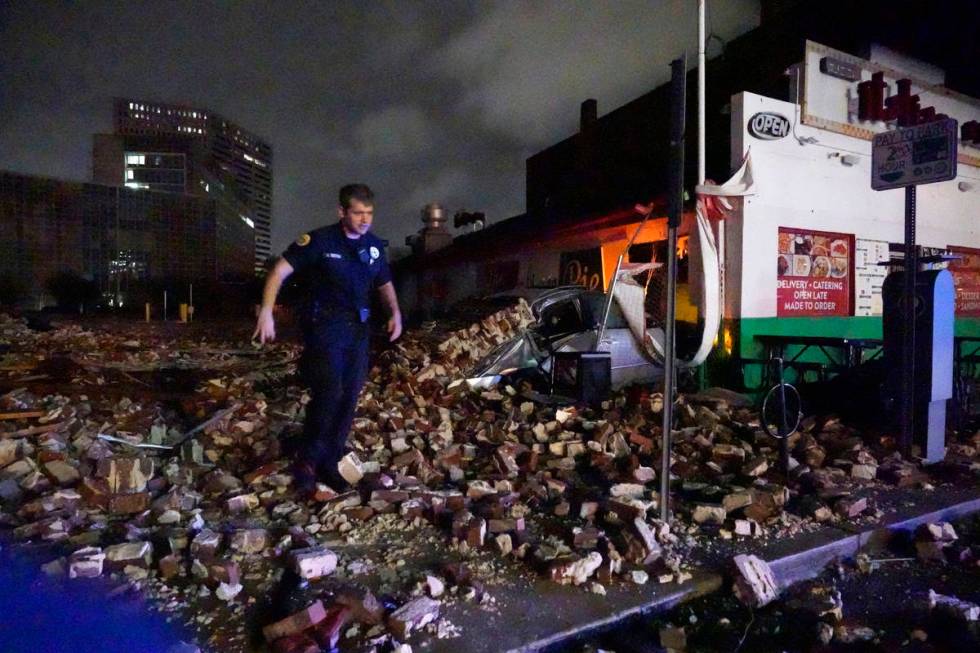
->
[253,309,276,344]
[377,281,402,343]
[253,259,293,345]
[387,312,402,342]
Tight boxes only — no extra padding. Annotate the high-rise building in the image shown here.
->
[93,98,273,274]
[0,170,255,309]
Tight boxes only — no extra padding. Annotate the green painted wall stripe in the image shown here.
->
[728,316,980,393]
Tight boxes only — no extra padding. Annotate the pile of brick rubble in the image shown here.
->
[1,307,979,652]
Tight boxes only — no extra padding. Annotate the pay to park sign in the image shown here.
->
[871,118,958,191]
[777,227,853,317]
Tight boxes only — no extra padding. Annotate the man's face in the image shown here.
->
[338,199,374,237]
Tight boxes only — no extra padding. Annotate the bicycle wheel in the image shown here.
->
[761,382,802,439]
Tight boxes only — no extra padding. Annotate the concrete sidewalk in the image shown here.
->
[420,486,980,653]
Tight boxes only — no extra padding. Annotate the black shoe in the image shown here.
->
[320,470,352,493]
[290,461,317,496]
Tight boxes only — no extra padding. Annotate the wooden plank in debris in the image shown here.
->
[1,420,69,439]
[2,376,50,384]
[0,411,45,421]
[0,364,38,371]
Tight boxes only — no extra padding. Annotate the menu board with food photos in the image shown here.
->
[948,245,980,317]
[777,227,853,317]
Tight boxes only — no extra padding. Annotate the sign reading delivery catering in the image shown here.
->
[948,245,980,317]
[777,227,853,317]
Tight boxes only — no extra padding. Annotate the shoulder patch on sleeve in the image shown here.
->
[296,233,311,247]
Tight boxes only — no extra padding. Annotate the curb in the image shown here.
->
[520,572,723,653]
[769,496,980,589]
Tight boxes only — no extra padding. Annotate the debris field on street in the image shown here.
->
[1,305,979,652]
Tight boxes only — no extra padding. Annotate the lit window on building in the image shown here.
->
[241,215,255,229]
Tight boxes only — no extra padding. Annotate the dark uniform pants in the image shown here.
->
[299,320,369,478]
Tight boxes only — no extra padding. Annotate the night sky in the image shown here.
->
[0,1,759,255]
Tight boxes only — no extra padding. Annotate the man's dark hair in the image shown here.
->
[339,183,375,209]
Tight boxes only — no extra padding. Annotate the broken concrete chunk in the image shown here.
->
[692,504,727,525]
[0,440,21,468]
[337,588,385,625]
[208,559,241,586]
[157,509,181,525]
[190,529,222,560]
[732,554,779,607]
[928,590,979,621]
[43,460,80,486]
[1,459,36,482]
[216,582,243,601]
[834,496,867,518]
[550,552,603,586]
[741,456,768,477]
[660,625,686,652]
[68,546,105,579]
[425,574,445,598]
[387,597,441,640]
[622,518,661,565]
[99,457,154,494]
[158,554,182,580]
[722,491,753,513]
[337,453,366,485]
[712,443,745,464]
[610,483,646,499]
[734,519,762,537]
[230,528,268,554]
[104,541,153,570]
[289,546,337,580]
[916,522,957,542]
[833,624,876,643]
[226,493,260,514]
[849,464,877,480]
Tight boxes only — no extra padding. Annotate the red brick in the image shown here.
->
[262,600,327,642]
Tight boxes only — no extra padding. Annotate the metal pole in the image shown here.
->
[900,185,917,458]
[661,55,686,523]
[596,251,626,350]
[697,0,722,392]
[776,357,790,474]
[697,1,706,186]
[596,210,655,349]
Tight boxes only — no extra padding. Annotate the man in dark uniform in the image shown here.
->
[253,183,402,492]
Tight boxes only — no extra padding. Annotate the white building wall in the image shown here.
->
[728,92,980,320]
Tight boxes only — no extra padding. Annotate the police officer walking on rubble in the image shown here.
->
[253,183,402,493]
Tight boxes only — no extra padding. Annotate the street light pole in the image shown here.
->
[661,55,686,523]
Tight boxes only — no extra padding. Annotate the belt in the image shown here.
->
[308,303,370,324]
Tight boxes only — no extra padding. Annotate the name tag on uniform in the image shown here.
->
[323,252,342,259]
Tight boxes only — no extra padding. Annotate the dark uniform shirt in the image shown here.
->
[282,223,391,328]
